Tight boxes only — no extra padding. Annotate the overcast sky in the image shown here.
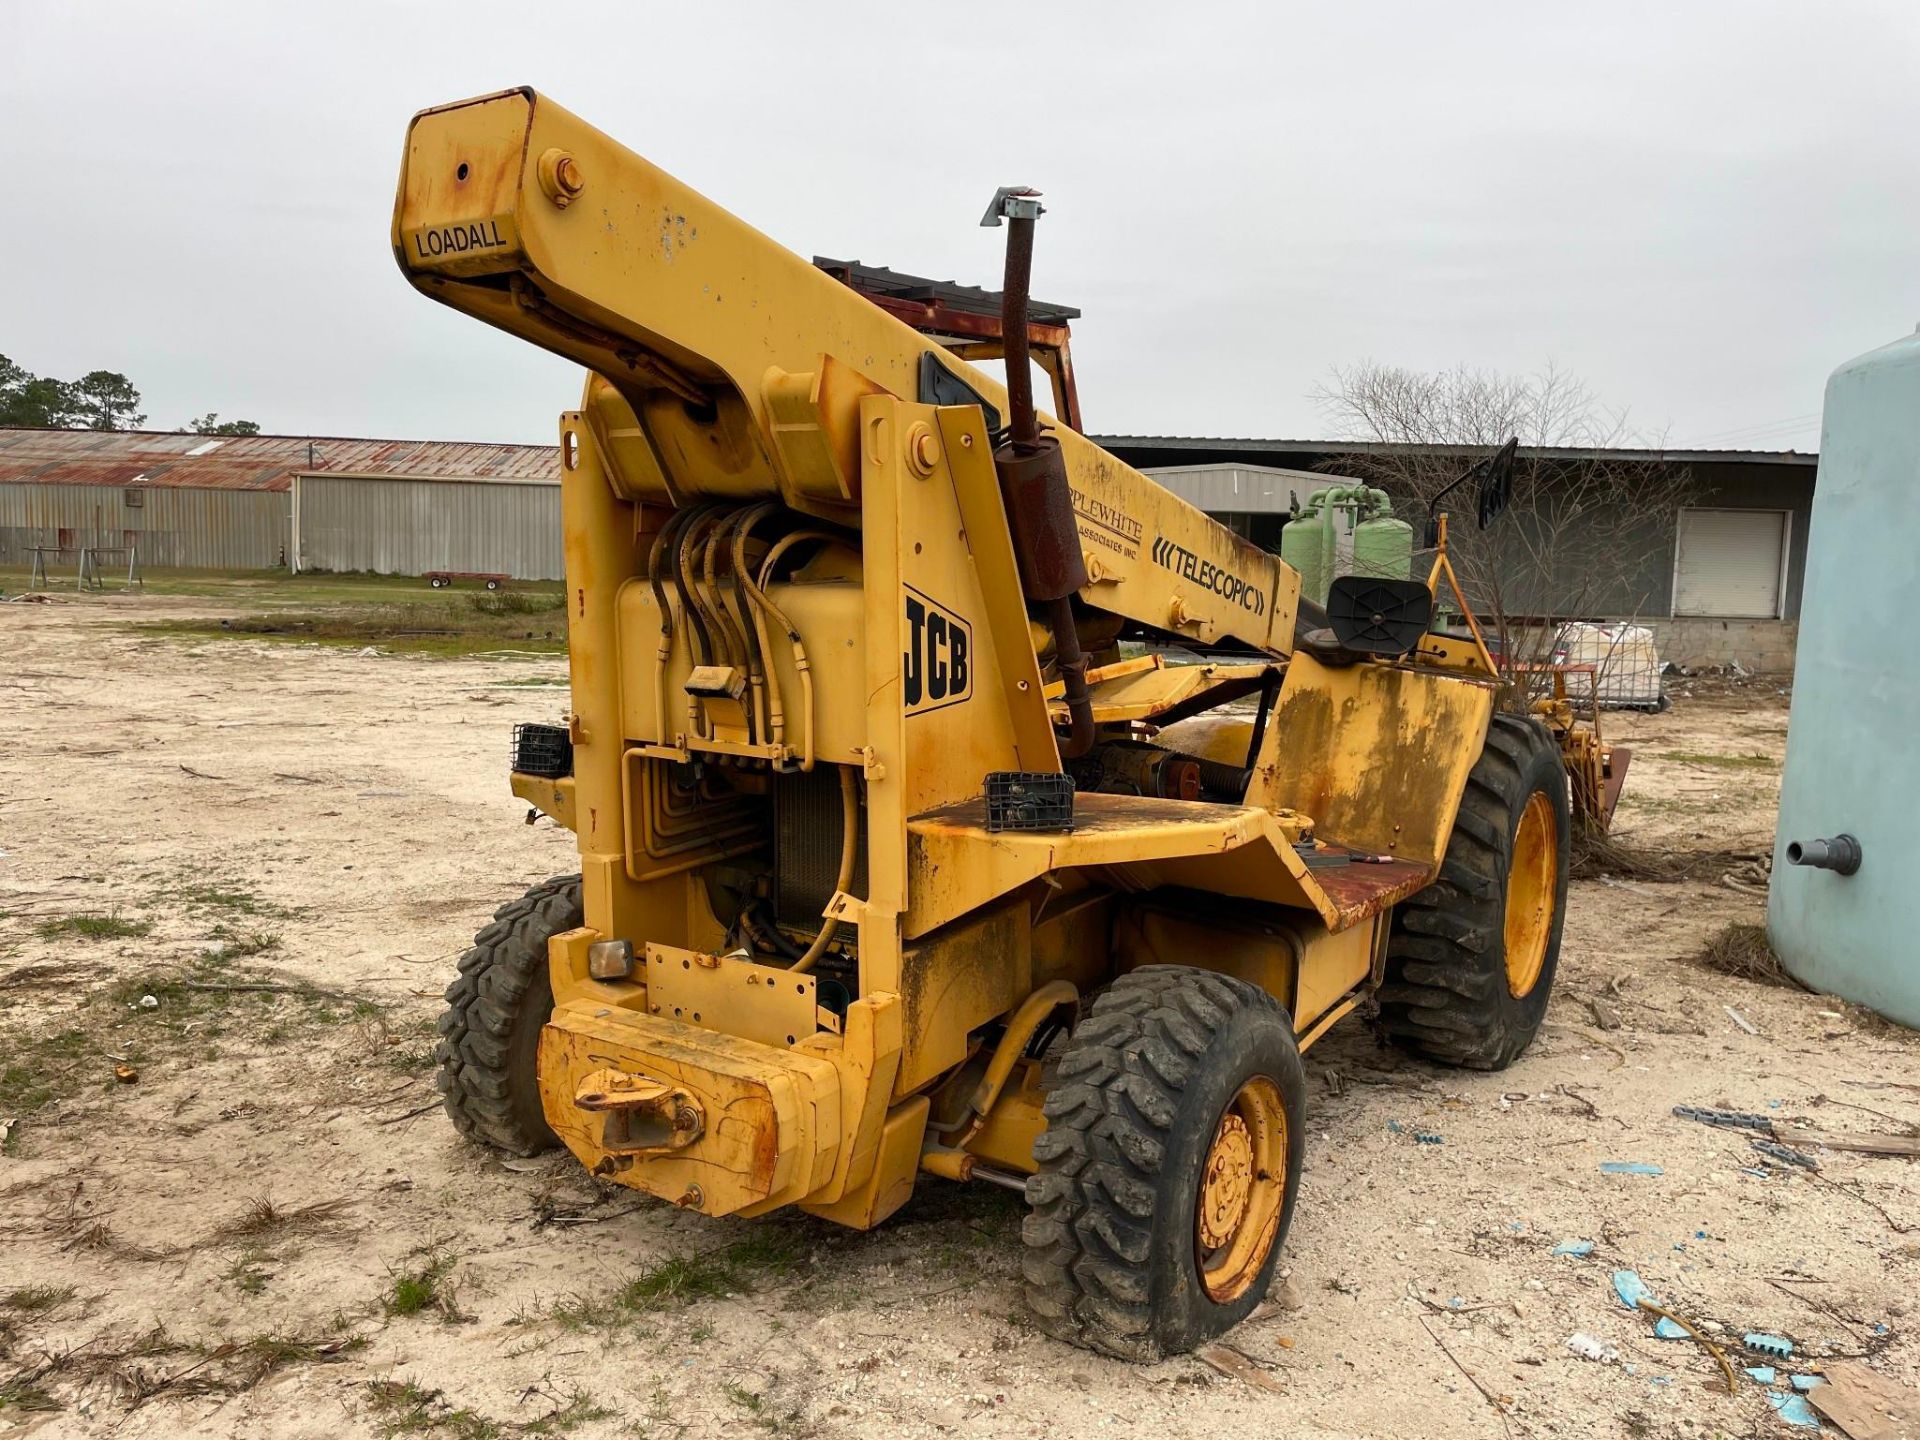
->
[4,2,1916,452]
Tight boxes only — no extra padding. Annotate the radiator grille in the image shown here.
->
[775,767,866,924]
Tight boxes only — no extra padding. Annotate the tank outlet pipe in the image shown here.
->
[982,185,1094,760]
[1786,834,1862,876]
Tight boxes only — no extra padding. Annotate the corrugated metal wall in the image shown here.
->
[0,482,289,568]
[1143,463,1329,514]
[296,475,563,580]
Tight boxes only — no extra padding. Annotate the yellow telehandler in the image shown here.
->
[399,89,1622,1359]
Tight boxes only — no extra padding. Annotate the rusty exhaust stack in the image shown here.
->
[981,186,1093,760]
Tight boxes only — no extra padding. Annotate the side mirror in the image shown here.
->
[1477,437,1517,530]
[1424,436,1520,546]
[1326,576,1434,657]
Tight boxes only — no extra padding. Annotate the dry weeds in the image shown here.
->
[1693,921,1799,988]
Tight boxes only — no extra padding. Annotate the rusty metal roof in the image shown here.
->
[0,428,560,491]
[814,258,1081,324]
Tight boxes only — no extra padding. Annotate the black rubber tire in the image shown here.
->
[1378,713,1571,1070]
[1021,965,1307,1361]
[435,874,582,1155]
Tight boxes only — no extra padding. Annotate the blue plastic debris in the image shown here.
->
[1739,1166,1773,1179]
[1448,1297,1465,1309]
[1790,1374,1825,1393]
[1386,1119,1405,1134]
[1600,1161,1664,1176]
[1612,1270,1656,1311]
[1654,1318,1688,1340]
[1873,1322,1890,1336]
[1551,1239,1595,1258]
[1694,1230,1708,1240]
[1414,1131,1444,1145]
[1745,1332,1794,1359]
[1745,1366,1777,1385]
[1767,1392,1820,1429]
[1768,1099,1784,1109]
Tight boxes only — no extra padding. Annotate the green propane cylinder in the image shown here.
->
[1279,484,1411,607]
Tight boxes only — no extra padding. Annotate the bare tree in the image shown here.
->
[1310,361,1694,686]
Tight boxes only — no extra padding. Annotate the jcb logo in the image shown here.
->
[903,585,972,714]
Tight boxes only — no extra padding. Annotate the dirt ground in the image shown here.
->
[2,593,1916,1440]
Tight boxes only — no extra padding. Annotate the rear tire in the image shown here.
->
[1378,713,1570,1070]
[436,874,582,1155]
[1021,966,1307,1361]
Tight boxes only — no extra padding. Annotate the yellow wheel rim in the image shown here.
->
[1196,1076,1287,1303]
[1504,790,1557,998]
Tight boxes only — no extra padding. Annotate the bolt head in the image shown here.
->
[905,423,940,476]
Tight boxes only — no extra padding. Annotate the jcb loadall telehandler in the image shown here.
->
[401,89,1615,1360]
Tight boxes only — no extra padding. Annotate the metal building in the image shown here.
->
[0,428,560,579]
[1112,437,1818,673]
[0,429,292,568]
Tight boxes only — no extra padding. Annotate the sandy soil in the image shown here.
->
[1,593,1915,1440]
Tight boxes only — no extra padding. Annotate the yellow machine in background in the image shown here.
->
[404,88,1616,1360]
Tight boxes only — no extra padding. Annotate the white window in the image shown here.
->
[1673,508,1788,618]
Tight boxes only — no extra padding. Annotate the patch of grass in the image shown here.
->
[0,1377,60,1413]
[385,1253,462,1321]
[2,913,365,1140]
[625,1226,804,1307]
[173,883,298,921]
[547,1293,619,1333]
[220,1195,354,1241]
[101,925,287,1025]
[223,1246,274,1296]
[364,1379,502,1440]
[614,1253,742,1310]
[467,590,565,617]
[522,1388,613,1436]
[553,1227,810,1335]
[721,1379,801,1435]
[201,925,284,963]
[1653,750,1778,771]
[239,1332,364,1372]
[1694,922,1799,988]
[0,1028,114,1115]
[3,1285,76,1314]
[357,1013,442,1074]
[142,585,569,660]
[35,912,151,941]
[0,1324,350,1411]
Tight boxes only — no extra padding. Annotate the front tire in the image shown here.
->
[1378,713,1571,1070]
[436,874,582,1155]
[1021,966,1307,1360]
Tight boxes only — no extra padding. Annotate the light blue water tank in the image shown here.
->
[1768,328,1920,1026]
